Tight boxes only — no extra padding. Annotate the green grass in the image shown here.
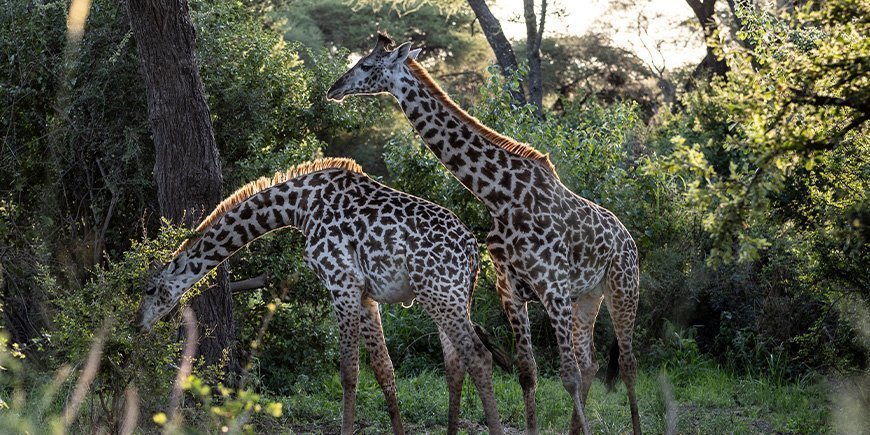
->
[265,361,831,434]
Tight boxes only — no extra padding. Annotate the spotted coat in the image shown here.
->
[328,34,642,435]
[134,159,502,435]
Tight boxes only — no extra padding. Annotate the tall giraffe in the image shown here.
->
[134,158,503,435]
[328,34,642,435]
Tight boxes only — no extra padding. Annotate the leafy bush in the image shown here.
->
[639,0,868,375]
[1,0,381,390]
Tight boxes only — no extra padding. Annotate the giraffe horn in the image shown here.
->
[376,31,394,50]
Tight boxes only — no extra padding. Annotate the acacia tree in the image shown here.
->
[656,0,868,264]
[126,0,237,373]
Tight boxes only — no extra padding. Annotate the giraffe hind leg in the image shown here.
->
[570,283,605,434]
[438,329,465,435]
[418,292,503,435]
[498,276,539,434]
[539,282,592,435]
[605,254,641,434]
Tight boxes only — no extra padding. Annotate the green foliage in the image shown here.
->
[271,0,493,106]
[153,374,284,434]
[520,33,662,117]
[192,0,381,185]
[273,0,482,65]
[649,0,869,265]
[50,224,188,413]
[639,0,868,375]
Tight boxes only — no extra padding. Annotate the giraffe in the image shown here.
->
[327,34,642,435]
[134,158,504,435]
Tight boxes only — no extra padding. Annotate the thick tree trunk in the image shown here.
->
[466,0,527,105]
[523,0,546,116]
[126,0,238,375]
[686,0,729,82]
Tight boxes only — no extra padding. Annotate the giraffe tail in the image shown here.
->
[474,323,513,372]
[604,337,620,392]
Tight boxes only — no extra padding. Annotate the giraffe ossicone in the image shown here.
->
[135,157,504,435]
[329,34,643,435]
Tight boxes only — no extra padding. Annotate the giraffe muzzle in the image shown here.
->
[326,79,348,102]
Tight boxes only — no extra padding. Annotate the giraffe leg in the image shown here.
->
[539,284,592,435]
[570,284,605,434]
[419,296,503,435]
[605,256,641,435]
[497,276,538,434]
[329,284,363,435]
[360,298,404,435]
[438,328,465,435]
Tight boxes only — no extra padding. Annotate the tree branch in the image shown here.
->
[466,0,526,105]
[230,273,271,294]
[523,0,546,115]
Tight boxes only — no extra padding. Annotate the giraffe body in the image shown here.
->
[135,158,503,435]
[328,34,642,434]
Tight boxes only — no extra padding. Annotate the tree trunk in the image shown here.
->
[523,0,546,116]
[686,0,729,83]
[466,0,527,105]
[126,0,238,375]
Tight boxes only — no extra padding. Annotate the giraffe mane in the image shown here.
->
[171,157,364,256]
[406,59,558,177]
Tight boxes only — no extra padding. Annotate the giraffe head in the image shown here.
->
[326,33,421,102]
[134,253,191,332]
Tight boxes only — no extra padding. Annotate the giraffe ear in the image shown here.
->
[408,48,421,60]
[389,42,414,64]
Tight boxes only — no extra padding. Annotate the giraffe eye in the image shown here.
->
[360,63,373,71]
[145,285,157,295]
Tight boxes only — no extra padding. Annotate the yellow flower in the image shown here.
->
[152,412,167,425]
[266,402,283,418]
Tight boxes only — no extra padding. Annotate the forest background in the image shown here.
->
[0,0,867,433]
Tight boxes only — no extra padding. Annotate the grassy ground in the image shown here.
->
[263,361,831,434]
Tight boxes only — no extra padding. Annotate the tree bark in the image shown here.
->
[686,0,729,82]
[466,0,527,105]
[126,0,238,375]
[523,0,546,116]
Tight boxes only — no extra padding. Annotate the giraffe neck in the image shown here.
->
[391,63,546,213]
[164,176,323,289]
[390,60,558,217]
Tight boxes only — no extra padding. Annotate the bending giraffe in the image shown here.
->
[328,34,642,435]
[134,158,503,435]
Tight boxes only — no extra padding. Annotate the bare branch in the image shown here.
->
[230,273,271,294]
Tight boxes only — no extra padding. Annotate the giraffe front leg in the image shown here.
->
[495,269,538,434]
[360,298,405,435]
[540,284,592,435]
[329,282,363,435]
